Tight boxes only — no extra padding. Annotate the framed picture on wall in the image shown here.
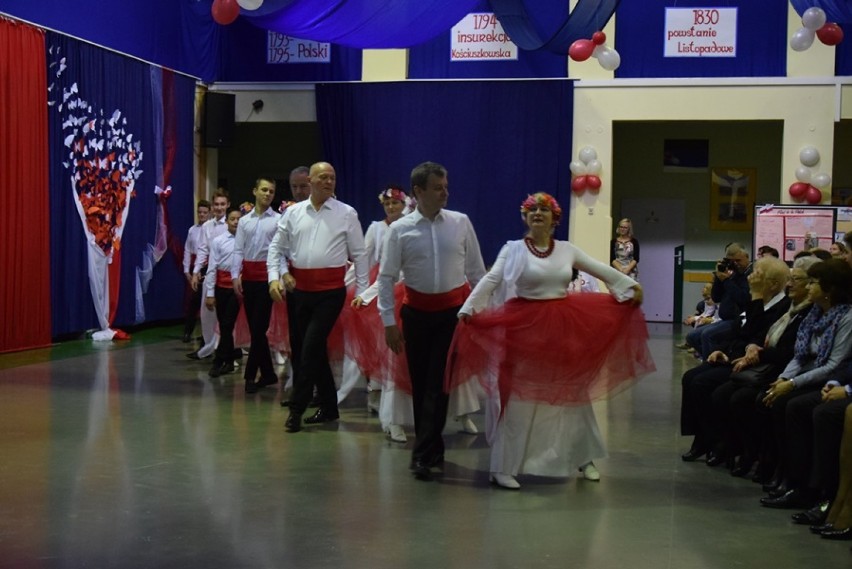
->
[709,167,756,231]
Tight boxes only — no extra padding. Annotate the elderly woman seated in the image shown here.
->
[757,258,852,513]
[707,256,821,480]
[680,256,791,465]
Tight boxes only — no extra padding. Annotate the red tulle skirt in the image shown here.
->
[444,293,655,409]
[233,298,290,353]
[341,284,412,394]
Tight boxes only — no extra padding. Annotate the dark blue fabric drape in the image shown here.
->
[47,32,195,336]
[615,0,787,78]
[315,80,573,264]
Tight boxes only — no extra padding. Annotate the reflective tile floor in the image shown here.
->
[0,324,849,568]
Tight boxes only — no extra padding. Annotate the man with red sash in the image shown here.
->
[233,177,281,393]
[189,188,230,360]
[205,208,242,377]
[268,162,368,432]
[377,161,486,480]
[182,199,210,343]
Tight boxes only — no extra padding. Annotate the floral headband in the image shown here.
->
[378,186,416,212]
[278,200,295,213]
[239,201,254,215]
[520,192,562,223]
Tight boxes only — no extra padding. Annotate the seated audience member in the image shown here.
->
[692,243,753,360]
[758,245,780,258]
[830,241,849,260]
[678,283,718,351]
[680,256,790,464]
[811,403,852,540]
[808,248,833,261]
[757,259,852,512]
[709,256,821,480]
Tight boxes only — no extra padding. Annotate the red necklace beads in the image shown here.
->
[524,236,555,258]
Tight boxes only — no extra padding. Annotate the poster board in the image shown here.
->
[753,205,852,262]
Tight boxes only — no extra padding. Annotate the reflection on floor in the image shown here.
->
[0,323,848,568]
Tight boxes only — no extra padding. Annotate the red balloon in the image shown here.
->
[592,31,607,46]
[788,182,809,199]
[805,185,823,204]
[586,175,602,190]
[568,40,595,62]
[817,22,844,46]
[212,0,240,25]
[571,175,588,193]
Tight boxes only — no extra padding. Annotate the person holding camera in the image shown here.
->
[693,243,753,360]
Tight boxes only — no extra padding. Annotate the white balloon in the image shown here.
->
[569,160,588,176]
[801,7,827,31]
[799,145,821,167]
[578,146,597,164]
[597,47,621,71]
[586,159,602,175]
[237,0,264,10]
[812,172,832,189]
[794,166,812,183]
[591,44,606,59]
[790,27,815,52]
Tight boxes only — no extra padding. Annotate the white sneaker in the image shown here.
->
[490,472,520,489]
[272,351,287,366]
[387,424,407,443]
[457,415,478,434]
[580,462,601,481]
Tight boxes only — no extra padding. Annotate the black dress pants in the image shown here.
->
[242,280,275,382]
[401,304,460,464]
[288,287,346,415]
[213,286,240,365]
[680,361,733,449]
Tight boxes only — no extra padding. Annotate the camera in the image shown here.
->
[716,258,737,273]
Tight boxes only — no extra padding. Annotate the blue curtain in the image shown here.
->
[615,0,787,78]
[242,0,481,48]
[791,1,852,22]
[315,80,573,264]
[47,32,195,336]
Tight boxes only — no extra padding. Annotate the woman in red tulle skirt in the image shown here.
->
[445,192,655,489]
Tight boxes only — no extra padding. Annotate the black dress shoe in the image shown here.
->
[810,523,834,534]
[409,460,432,480]
[731,458,755,478]
[760,489,809,509]
[304,408,340,424]
[792,500,830,525]
[767,482,790,498]
[257,376,278,388]
[820,527,852,540]
[427,454,445,469]
[681,447,708,462]
[285,412,302,433]
[186,351,201,360]
[244,380,259,394]
[706,452,727,467]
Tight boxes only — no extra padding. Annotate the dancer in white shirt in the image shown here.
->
[205,209,242,377]
[233,177,281,393]
[268,162,368,432]
[188,189,230,360]
[447,192,654,489]
[377,162,486,480]
[182,199,210,343]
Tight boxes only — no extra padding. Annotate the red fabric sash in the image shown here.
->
[290,266,347,292]
[404,283,470,312]
[216,270,233,289]
[241,260,267,282]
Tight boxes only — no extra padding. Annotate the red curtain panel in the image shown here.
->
[0,18,52,352]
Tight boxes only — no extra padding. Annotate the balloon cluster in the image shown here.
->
[790,7,844,51]
[568,31,621,71]
[570,146,603,194]
[788,146,830,204]
[211,0,264,25]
